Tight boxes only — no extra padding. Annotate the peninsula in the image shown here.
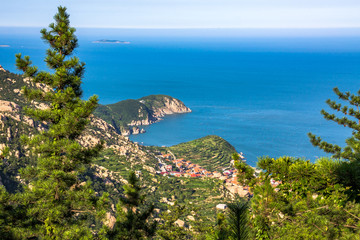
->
[94,95,191,135]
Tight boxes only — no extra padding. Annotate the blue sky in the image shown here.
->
[1,0,360,29]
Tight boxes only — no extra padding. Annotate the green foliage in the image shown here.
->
[206,212,228,240]
[0,186,16,240]
[251,156,360,239]
[232,153,255,186]
[308,87,360,161]
[169,135,236,171]
[0,69,28,105]
[0,147,9,161]
[227,201,249,240]
[308,87,360,201]
[12,6,108,238]
[108,171,157,239]
[92,147,228,232]
[139,94,183,110]
[207,201,249,240]
[157,201,189,240]
[95,99,153,133]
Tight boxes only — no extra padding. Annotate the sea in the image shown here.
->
[1,27,360,166]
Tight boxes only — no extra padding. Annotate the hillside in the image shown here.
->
[168,135,237,171]
[0,65,157,189]
[0,66,234,229]
[94,94,191,135]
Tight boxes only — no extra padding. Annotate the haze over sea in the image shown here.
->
[1,27,360,166]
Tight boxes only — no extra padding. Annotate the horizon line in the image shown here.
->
[2,26,360,30]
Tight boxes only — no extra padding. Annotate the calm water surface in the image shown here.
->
[1,27,359,166]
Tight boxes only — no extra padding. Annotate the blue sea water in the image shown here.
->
[1,27,360,166]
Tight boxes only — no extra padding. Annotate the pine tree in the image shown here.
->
[308,87,360,161]
[308,87,360,201]
[226,201,249,240]
[14,6,107,239]
[207,201,249,240]
[232,153,254,186]
[108,171,157,239]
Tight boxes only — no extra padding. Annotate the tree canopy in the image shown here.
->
[13,6,107,239]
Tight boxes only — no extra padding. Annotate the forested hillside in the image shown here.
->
[0,57,234,238]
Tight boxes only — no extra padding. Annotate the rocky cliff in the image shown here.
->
[138,94,192,123]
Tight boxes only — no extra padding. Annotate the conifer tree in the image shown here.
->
[226,201,249,240]
[15,6,107,239]
[207,201,249,240]
[308,87,360,201]
[232,153,254,186]
[308,87,360,161]
[108,171,157,239]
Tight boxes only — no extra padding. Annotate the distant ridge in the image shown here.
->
[92,39,130,44]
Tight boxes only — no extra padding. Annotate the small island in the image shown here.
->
[92,39,130,44]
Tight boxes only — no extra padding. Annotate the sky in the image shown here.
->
[1,0,360,29]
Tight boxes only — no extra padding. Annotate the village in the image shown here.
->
[154,152,254,198]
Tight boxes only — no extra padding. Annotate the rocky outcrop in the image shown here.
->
[149,96,191,118]
[127,97,191,126]
[127,96,191,129]
[0,100,20,113]
[128,119,154,126]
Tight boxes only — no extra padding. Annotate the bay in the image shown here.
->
[1,27,359,166]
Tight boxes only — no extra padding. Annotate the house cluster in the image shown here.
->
[158,157,212,178]
[155,152,271,199]
[156,153,239,184]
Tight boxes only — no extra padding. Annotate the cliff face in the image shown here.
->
[140,95,191,122]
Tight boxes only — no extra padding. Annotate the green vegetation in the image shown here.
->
[108,171,157,239]
[0,70,28,105]
[95,99,153,132]
[309,87,360,161]
[247,87,360,239]
[251,156,360,239]
[207,200,249,240]
[93,148,228,223]
[139,94,180,110]
[2,4,360,240]
[157,201,190,239]
[168,135,236,171]
[232,153,255,186]
[12,6,107,238]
